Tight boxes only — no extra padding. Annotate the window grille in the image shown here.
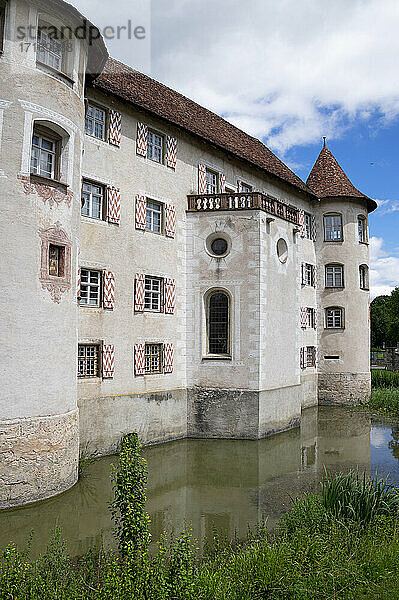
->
[325,308,343,329]
[146,200,162,233]
[144,276,162,311]
[31,134,56,179]
[208,292,229,355]
[147,131,163,163]
[85,104,106,140]
[324,214,343,241]
[325,265,343,288]
[145,343,163,374]
[79,269,101,306]
[78,344,100,377]
[81,181,104,219]
[37,27,63,71]
[306,346,316,367]
[206,170,218,194]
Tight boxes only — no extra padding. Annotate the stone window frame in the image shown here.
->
[325,263,344,288]
[204,288,232,359]
[39,222,71,303]
[324,306,345,330]
[323,212,343,242]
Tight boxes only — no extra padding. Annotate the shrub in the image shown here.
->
[369,388,399,414]
[372,369,399,389]
[321,470,399,525]
[110,433,150,557]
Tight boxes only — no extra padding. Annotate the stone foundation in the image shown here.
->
[318,373,371,405]
[0,410,79,509]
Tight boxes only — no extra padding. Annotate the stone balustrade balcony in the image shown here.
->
[187,192,299,225]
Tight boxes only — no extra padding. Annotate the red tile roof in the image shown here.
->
[93,59,314,197]
[307,146,376,212]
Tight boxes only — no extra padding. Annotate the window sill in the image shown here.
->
[30,174,68,191]
[324,328,345,331]
[359,241,369,246]
[85,132,108,144]
[323,240,344,243]
[325,286,345,290]
[202,355,232,361]
[36,61,75,87]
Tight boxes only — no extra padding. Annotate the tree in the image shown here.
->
[371,287,399,348]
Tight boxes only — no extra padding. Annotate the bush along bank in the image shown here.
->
[369,369,399,416]
[1,434,399,600]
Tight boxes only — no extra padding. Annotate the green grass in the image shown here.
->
[369,388,399,415]
[371,369,399,389]
[2,478,399,599]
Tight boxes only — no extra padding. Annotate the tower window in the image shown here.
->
[37,26,63,72]
[30,126,61,180]
[359,265,369,290]
[207,291,230,355]
[325,307,344,329]
[304,213,311,239]
[324,214,343,241]
[325,264,344,288]
[358,215,368,243]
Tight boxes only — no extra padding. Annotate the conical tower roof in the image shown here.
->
[307,143,377,212]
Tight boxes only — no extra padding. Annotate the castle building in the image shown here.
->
[0,0,376,508]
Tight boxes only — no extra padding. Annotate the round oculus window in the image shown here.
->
[210,238,228,256]
[277,238,288,263]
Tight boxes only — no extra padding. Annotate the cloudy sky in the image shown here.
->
[74,0,399,299]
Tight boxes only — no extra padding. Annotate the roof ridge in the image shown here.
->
[93,57,315,197]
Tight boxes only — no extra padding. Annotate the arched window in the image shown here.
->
[30,121,69,183]
[323,213,343,241]
[325,307,345,329]
[207,291,230,355]
[359,265,369,290]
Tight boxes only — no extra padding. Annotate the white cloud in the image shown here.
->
[149,0,399,154]
[69,0,399,155]
[369,236,399,300]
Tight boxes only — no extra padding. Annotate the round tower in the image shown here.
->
[307,143,377,404]
[0,0,107,507]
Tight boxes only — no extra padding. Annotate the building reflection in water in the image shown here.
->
[0,407,381,557]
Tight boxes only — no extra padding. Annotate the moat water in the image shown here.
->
[1,406,399,557]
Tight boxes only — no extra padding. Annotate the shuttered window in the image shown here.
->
[78,344,100,377]
[79,269,101,306]
[146,200,162,233]
[145,276,162,311]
